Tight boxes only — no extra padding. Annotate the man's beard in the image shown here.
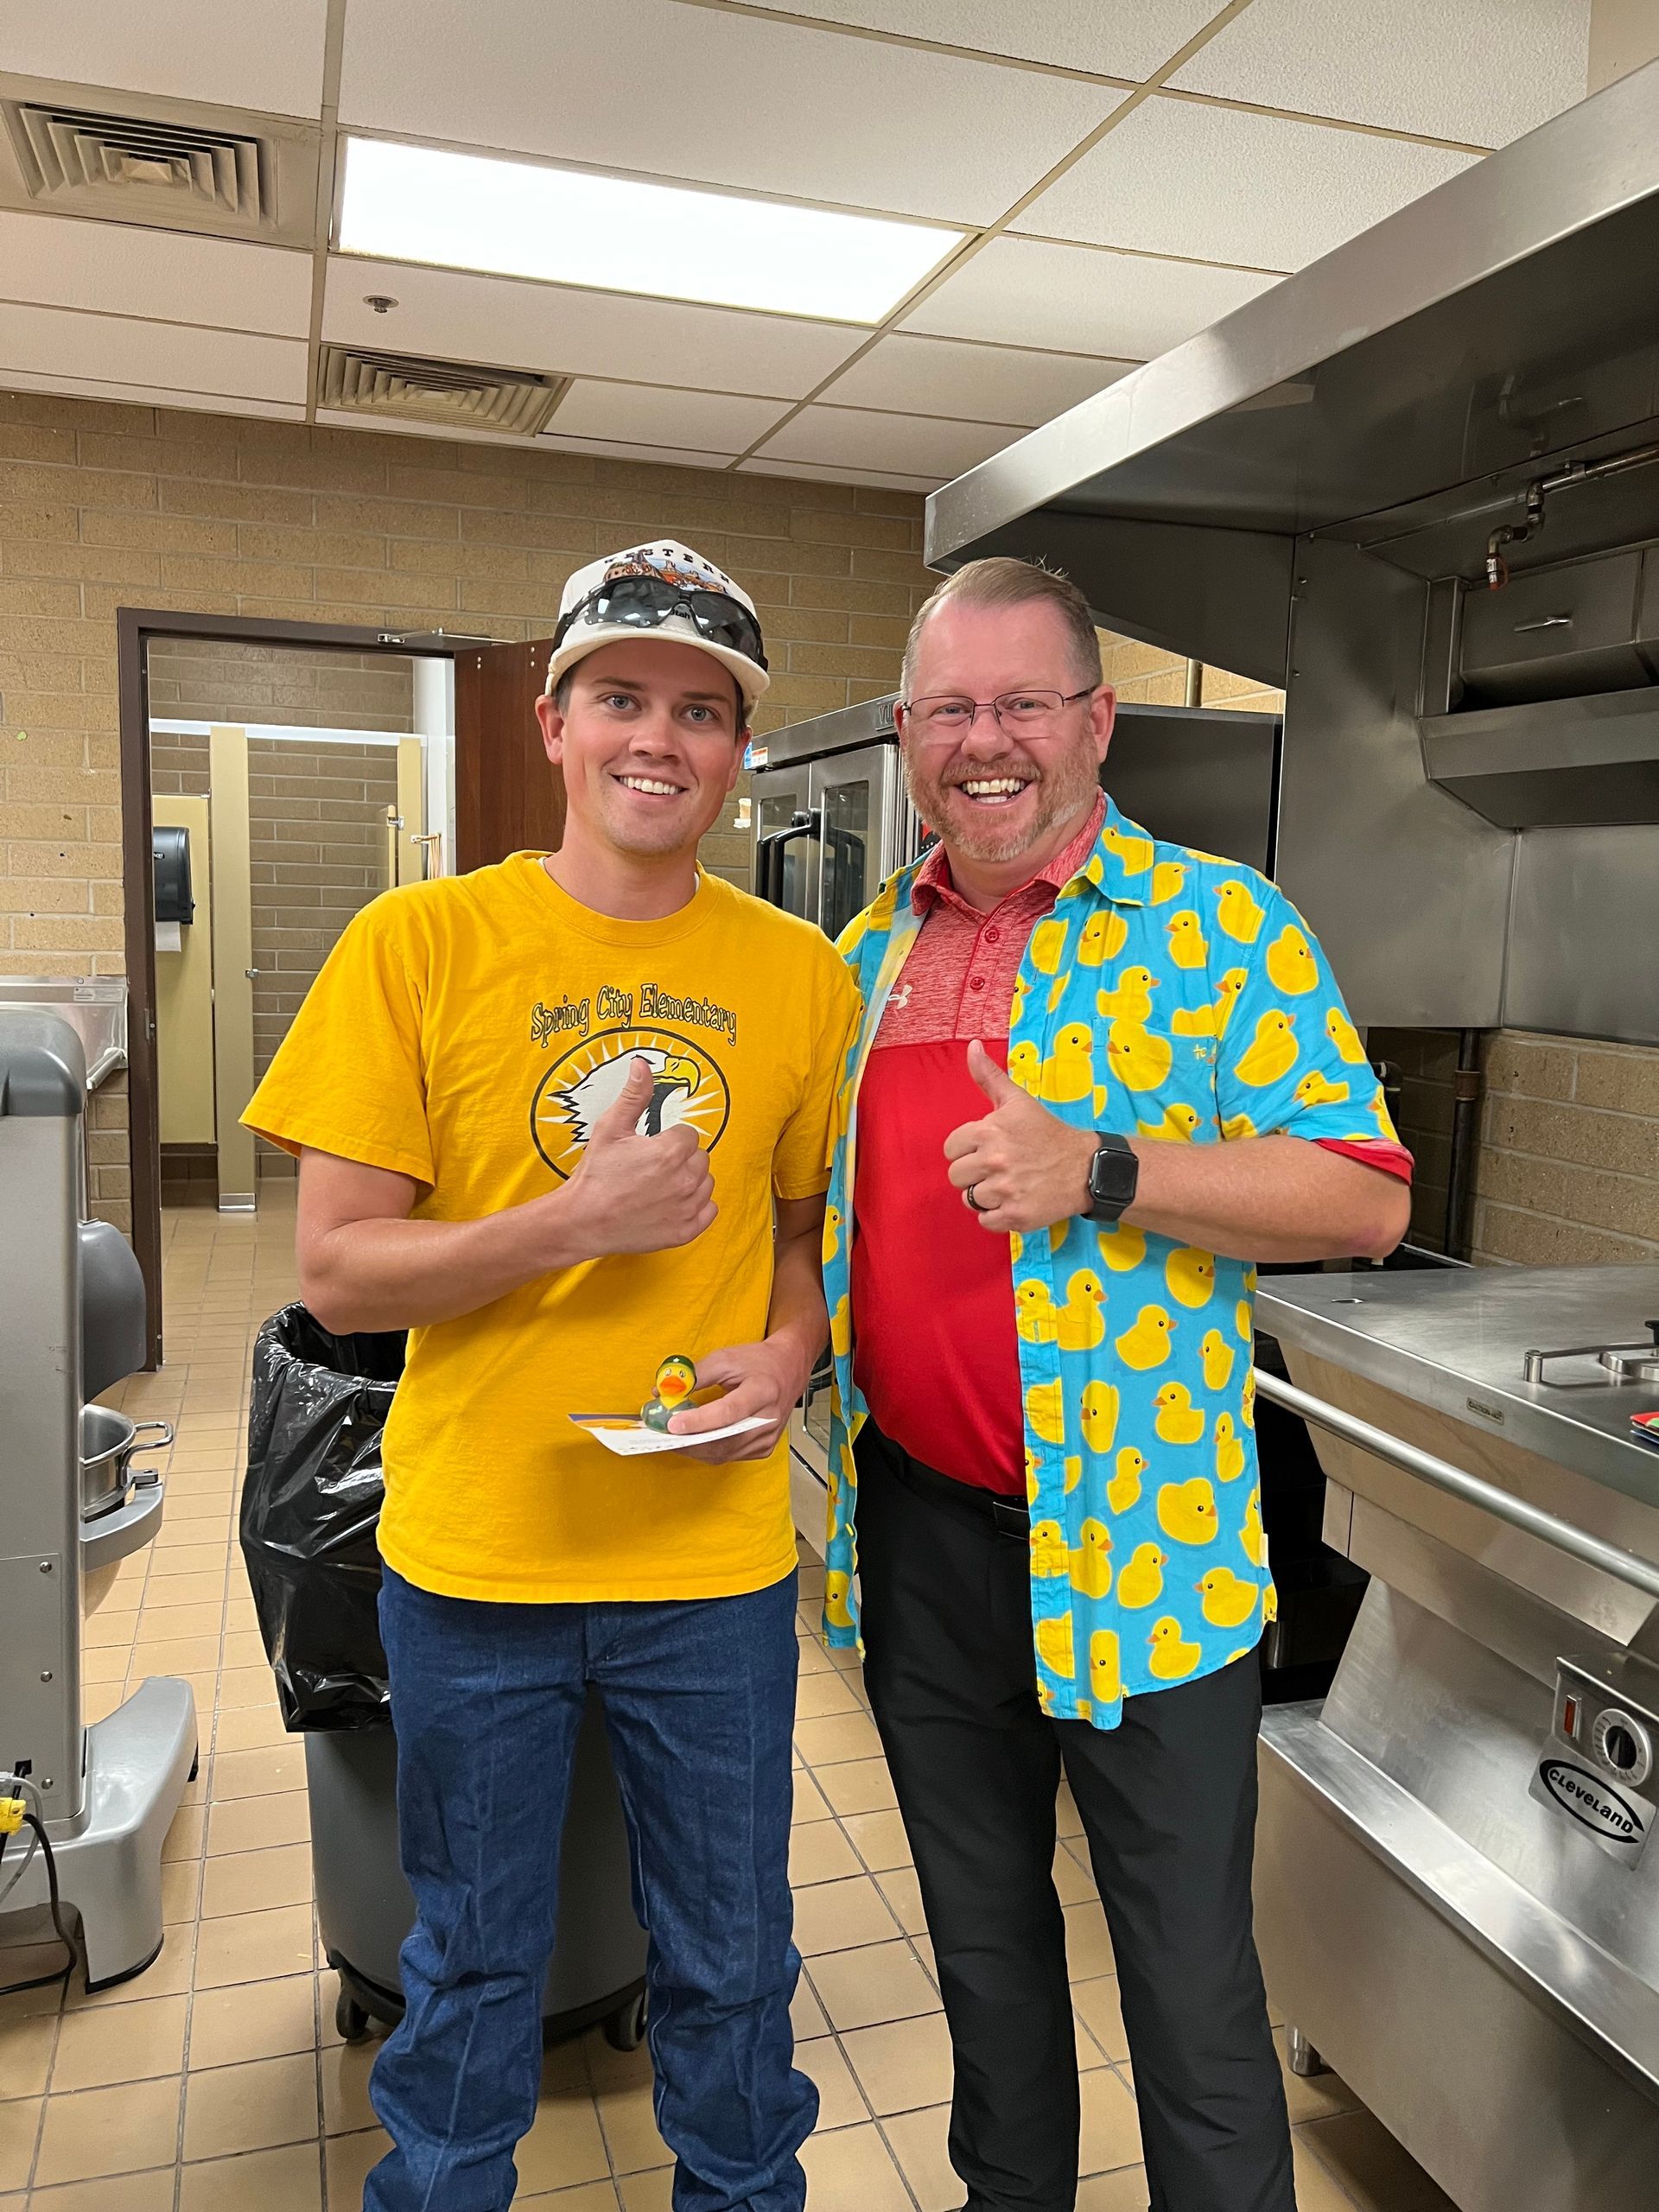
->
[904,741,1101,863]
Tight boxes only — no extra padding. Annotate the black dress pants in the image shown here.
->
[854,1420,1294,2212]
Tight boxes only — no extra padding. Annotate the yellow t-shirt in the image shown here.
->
[244,855,860,1605]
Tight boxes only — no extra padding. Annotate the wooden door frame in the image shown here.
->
[117,609,471,1367]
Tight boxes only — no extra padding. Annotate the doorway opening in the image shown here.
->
[118,612,561,1364]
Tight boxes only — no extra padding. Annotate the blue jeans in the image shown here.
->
[365,1567,816,2212]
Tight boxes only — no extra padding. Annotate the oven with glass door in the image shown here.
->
[749,697,920,1540]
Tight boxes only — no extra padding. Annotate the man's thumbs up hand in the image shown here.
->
[943,1039,1104,1236]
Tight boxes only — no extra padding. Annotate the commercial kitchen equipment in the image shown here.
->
[925,55,1659,1047]
[750,696,920,938]
[0,1009,195,1988]
[1252,1267,1659,2208]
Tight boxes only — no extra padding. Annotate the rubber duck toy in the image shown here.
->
[1096,965,1160,1023]
[1080,1380,1120,1456]
[1105,1018,1173,1091]
[1165,909,1209,970]
[1109,1446,1147,1516]
[1118,1541,1167,1609]
[1215,878,1267,944]
[1200,1329,1236,1392]
[641,1354,698,1430]
[1265,923,1319,995]
[1036,1611,1076,1678]
[1070,1518,1114,1599]
[1197,1566,1261,1630]
[1147,1615,1203,1680]
[1325,1005,1368,1064]
[1157,1475,1219,1545]
[1153,1382,1206,1446]
[1090,1628,1122,1704]
[1213,1411,1246,1484]
[1115,1303,1176,1370]
[1077,909,1129,967]
[1233,1010,1299,1089]
[1294,1071,1350,1108]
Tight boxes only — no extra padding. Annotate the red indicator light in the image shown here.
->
[1562,1696,1580,1739]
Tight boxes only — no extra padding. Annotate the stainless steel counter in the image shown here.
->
[1250,1262,1659,2209]
[1257,1265,1659,1504]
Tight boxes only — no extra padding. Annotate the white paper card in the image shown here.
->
[569,1413,771,1457]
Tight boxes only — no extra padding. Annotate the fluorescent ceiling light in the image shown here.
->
[339,138,963,325]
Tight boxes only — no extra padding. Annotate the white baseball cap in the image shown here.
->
[544,539,770,711]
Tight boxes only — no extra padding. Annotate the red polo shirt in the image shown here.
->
[849,799,1411,1496]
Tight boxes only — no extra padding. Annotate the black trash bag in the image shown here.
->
[240,1303,407,1732]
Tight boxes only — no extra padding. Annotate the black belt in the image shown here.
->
[868,1425,1030,1543]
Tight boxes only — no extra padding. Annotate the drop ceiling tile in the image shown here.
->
[535,432,740,472]
[0,300,308,404]
[338,0,1122,225]
[1015,94,1479,270]
[766,1,1219,79]
[550,382,792,449]
[2,369,304,420]
[324,258,866,401]
[904,235,1279,360]
[741,456,940,495]
[820,334,1132,425]
[755,405,1018,480]
[1171,0,1590,148]
[1,0,330,118]
[0,212,313,337]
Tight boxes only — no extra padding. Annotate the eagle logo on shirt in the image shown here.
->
[530,1027,731,1180]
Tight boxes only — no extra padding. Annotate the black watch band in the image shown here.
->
[1085,1132,1139,1224]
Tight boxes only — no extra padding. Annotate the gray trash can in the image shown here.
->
[308,1698,648,2050]
[240,1306,648,2048]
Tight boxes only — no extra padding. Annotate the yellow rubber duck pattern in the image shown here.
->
[820,798,1399,1727]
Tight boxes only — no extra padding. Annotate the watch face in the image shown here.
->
[1091,1142,1138,1203]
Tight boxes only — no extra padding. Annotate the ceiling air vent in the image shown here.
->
[318,345,569,436]
[7,100,270,223]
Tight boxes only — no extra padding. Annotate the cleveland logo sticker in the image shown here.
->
[530,1026,730,1181]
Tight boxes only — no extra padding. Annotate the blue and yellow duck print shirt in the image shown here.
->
[820,798,1402,1727]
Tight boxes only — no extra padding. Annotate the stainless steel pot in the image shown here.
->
[79,1406,172,1522]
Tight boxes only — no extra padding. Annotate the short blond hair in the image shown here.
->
[901,557,1102,697]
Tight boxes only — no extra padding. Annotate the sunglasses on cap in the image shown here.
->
[554,574,768,670]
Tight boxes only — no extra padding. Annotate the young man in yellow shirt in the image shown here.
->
[245,540,859,2211]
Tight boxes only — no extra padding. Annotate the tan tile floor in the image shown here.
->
[0,1196,1459,2210]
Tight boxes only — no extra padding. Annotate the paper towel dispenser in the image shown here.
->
[153,824,194,925]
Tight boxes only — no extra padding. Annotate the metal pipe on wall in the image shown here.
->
[1443,1029,1484,1259]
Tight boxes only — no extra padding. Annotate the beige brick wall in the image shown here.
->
[1471,1032,1659,1265]
[0,386,935,1230]
[249,736,399,1178]
[148,639,416,731]
[1096,630,1286,716]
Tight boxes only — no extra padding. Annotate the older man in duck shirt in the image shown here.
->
[820,557,1413,2212]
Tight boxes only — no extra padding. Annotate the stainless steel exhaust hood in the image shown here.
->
[925,59,1659,1046]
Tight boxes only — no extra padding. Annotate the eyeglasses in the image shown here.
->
[904,687,1096,735]
[554,574,768,668]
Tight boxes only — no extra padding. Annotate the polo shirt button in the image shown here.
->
[969,975,986,991]
[984,926,1001,943]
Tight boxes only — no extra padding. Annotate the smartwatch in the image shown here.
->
[1084,1133,1139,1224]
